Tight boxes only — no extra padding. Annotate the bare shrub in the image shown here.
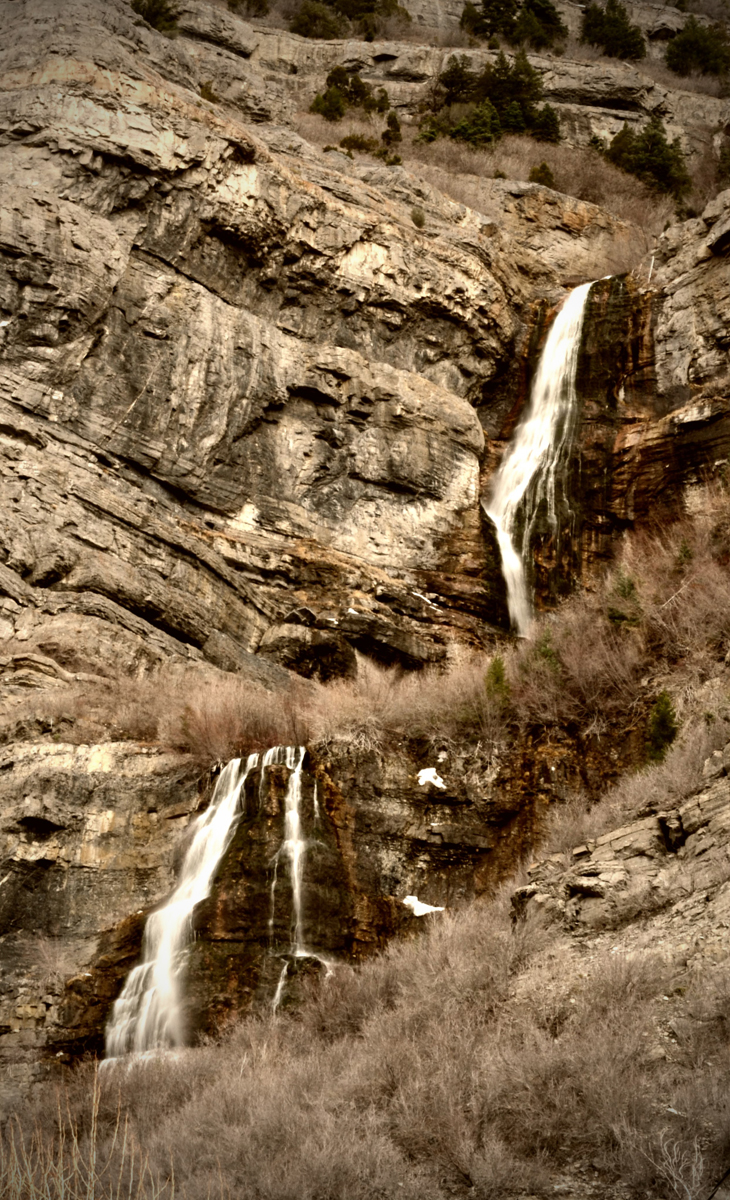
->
[293,111,672,236]
[10,889,730,1200]
[308,653,507,750]
[403,135,674,235]
[158,675,311,764]
[507,597,645,730]
[29,937,78,992]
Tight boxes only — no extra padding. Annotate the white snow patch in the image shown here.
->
[412,591,437,608]
[347,608,358,615]
[403,895,445,917]
[418,767,446,789]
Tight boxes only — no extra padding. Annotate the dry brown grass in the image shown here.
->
[295,111,675,235]
[405,133,675,233]
[8,888,730,1199]
[16,652,507,766]
[542,697,730,855]
[13,485,730,792]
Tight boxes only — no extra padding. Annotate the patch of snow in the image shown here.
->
[412,590,437,608]
[347,608,358,615]
[417,767,446,789]
[403,895,445,917]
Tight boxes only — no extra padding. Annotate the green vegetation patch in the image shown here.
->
[529,160,556,187]
[311,66,390,120]
[290,0,409,40]
[420,51,561,147]
[581,0,646,60]
[646,690,678,762]
[665,16,730,76]
[461,0,567,50]
[604,117,691,200]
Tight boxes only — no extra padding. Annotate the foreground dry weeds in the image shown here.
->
[5,891,730,1199]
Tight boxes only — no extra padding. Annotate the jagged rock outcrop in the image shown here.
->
[515,743,730,933]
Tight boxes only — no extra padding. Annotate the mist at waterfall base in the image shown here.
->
[105,747,312,1059]
[486,282,594,636]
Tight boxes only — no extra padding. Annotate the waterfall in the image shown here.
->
[268,746,331,1010]
[105,753,259,1057]
[486,281,593,636]
[106,746,315,1056]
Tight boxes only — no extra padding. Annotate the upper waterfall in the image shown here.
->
[485,281,594,636]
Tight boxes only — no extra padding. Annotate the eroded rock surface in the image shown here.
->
[515,744,730,933]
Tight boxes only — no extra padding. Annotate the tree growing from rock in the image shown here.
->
[461,0,567,49]
[606,118,691,200]
[311,67,390,120]
[424,51,560,146]
[665,16,730,76]
[581,0,646,60]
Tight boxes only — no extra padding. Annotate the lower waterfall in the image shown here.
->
[105,747,309,1057]
[486,281,594,636]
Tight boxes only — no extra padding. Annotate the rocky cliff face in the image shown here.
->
[1,0,730,1093]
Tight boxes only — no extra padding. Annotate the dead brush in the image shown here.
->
[507,597,645,730]
[10,896,730,1200]
[401,134,674,236]
[307,653,508,750]
[1,1066,169,1200]
[158,675,312,765]
[29,936,78,993]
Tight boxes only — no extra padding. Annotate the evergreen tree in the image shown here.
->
[438,55,479,105]
[646,690,678,762]
[665,17,730,76]
[460,0,565,46]
[513,0,567,49]
[532,103,561,142]
[582,0,646,60]
[290,0,345,37]
[606,117,691,199]
[450,99,502,144]
[529,160,556,187]
[502,99,527,132]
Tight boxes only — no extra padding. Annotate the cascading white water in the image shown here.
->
[107,744,324,1052]
[105,753,258,1057]
[486,281,594,636]
[269,746,325,1009]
